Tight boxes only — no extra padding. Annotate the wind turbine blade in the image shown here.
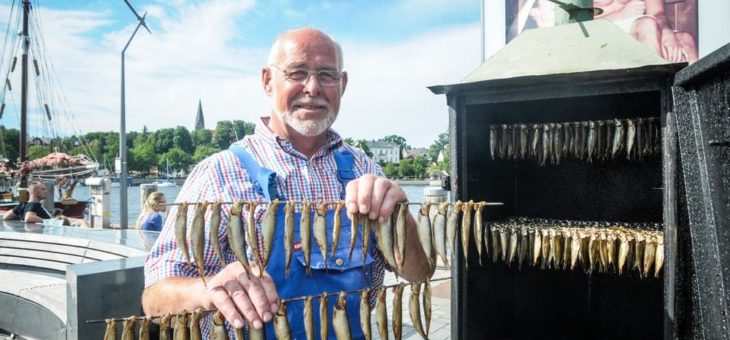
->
[140,11,151,34]
[122,0,143,20]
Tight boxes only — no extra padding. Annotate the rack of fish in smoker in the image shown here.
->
[91,199,501,339]
[489,117,661,165]
[475,218,664,278]
[166,200,504,280]
[98,276,448,340]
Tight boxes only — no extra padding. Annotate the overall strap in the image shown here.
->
[333,149,357,199]
[228,145,281,200]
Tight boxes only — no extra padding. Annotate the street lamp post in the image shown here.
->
[119,0,150,229]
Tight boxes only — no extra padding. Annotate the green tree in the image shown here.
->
[60,135,79,151]
[153,128,175,154]
[103,133,119,171]
[354,139,373,157]
[345,138,374,157]
[193,145,220,163]
[232,120,255,139]
[428,132,449,162]
[412,156,429,178]
[28,145,50,160]
[130,142,157,172]
[398,158,415,178]
[383,162,399,178]
[126,131,139,149]
[172,126,194,153]
[0,126,19,164]
[71,139,103,168]
[192,129,213,148]
[159,148,193,173]
[381,135,409,153]
[214,121,236,149]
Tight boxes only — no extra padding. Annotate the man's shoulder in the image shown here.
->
[24,202,42,209]
[194,147,243,171]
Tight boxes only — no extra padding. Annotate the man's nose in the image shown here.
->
[303,73,322,96]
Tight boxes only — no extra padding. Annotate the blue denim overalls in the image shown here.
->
[230,145,374,339]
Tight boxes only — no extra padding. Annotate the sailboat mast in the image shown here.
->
[19,0,30,169]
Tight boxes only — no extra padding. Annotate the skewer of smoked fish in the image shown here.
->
[489,117,661,165]
[172,200,502,285]
[96,277,448,340]
[480,218,664,278]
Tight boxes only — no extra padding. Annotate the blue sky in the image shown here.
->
[0,0,482,148]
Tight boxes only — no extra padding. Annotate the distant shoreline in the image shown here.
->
[395,180,428,185]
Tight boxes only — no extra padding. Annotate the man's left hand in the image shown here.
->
[345,174,406,222]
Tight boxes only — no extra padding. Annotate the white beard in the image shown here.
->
[275,98,337,137]
[280,110,336,137]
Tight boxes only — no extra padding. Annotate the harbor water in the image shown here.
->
[72,183,435,226]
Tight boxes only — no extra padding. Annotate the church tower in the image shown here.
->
[194,99,205,131]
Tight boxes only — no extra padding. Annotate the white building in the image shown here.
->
[367,141,400,164]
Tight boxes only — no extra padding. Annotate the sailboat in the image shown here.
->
[154,159,177,187]
[0,0,99,218]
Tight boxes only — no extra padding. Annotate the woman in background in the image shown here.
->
[135,192,167,231]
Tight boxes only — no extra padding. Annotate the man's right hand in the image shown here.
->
[205,262,279,330]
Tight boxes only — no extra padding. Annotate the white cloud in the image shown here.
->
[399,0,477,17]
[1,1,480,149]
[336,24,481,147]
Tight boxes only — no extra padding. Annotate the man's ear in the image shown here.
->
[340,71,348,96]
[262,67,273,96]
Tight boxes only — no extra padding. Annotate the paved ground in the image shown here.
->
[372,267,452,340]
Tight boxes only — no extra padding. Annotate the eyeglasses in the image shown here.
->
[269,64,343,87]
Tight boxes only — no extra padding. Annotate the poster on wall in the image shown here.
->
[505,0,699,63]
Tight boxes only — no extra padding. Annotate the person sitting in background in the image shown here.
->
[3,181,52,223]
[135,192,167,231]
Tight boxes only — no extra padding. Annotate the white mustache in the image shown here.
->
[292,97,330,109]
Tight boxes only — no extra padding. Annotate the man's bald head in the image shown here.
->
[28,181,48,201]
[267,28,344,70]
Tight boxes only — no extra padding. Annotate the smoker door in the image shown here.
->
[673,43,730,339]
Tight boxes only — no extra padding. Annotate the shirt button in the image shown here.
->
[335,258,344,266]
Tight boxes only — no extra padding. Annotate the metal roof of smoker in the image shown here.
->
[429,20,671,95]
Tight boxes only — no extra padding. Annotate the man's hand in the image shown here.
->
[205,262,279,330]
[344,174,407,223]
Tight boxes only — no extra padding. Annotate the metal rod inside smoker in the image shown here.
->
[85,276,452,323]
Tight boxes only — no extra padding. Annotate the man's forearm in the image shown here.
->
[24,213,42,223]
[3,211,16,220]
[142,276,210,316]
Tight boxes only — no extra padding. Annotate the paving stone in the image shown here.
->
[430,326,452,340]
[373,268,452,339]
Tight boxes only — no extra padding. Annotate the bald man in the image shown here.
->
[3,181,52,223]
[142,28,433,339]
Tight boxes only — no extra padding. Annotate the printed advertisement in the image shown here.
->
[505,0,699,63]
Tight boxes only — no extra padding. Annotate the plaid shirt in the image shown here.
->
[144,117,386,336]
